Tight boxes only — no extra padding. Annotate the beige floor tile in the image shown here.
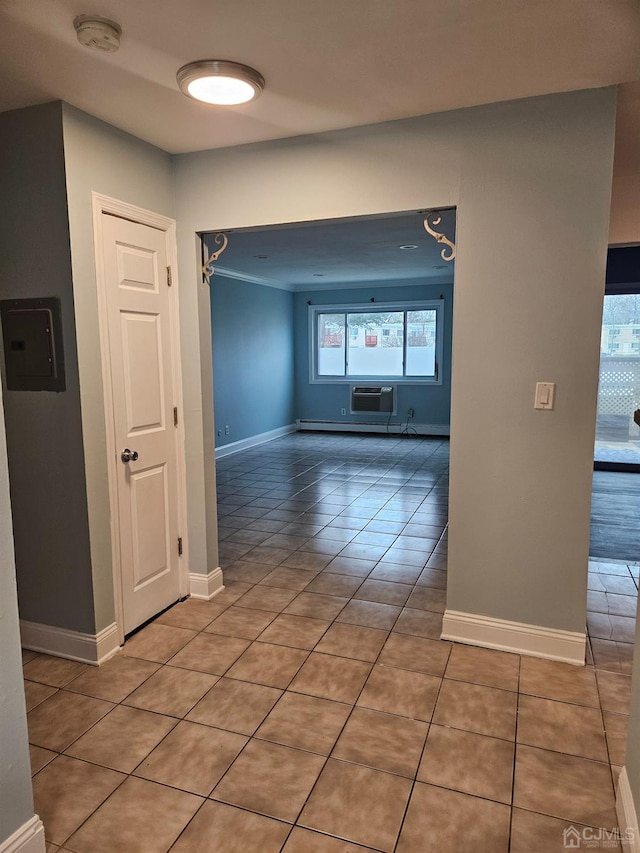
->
[353,578,412,607]
[299,759,412,852]
[33,755,124,845]
[27,690,114,752]
[186,677,281,735]
[510,808,622,853]
[433,679,517,739]
[315,623,388,662]
[357,664,440,721]
[377,633,451,676]
[22,649,38,664]
[517,694,608,761]
[260,566,319,591]
[213,581,256,605]
[282,551,334,571]
[23,655,90,688]
[369,563,423,584]
[597,670,632,714]
[171,800,290,853]
[257,613,331,649]
[235,585,300,613]
[445,643,519,691]
[29,744,57,775]
[283,827,373,852]
[211,739,325,822]
[223,560,275,584]
[155,598,227,630]
[225,641,308,688]
[134,720,247,795]
[392,607,443,639]
[603,711,628,766]
[168,633,250,675]
[323,556,376,576]
[123,665,218,717]
[24,680,58,711]
[202,605,276,640]
[66,776,202,853]
[332,706,428,777]
[255,692,351,755]
[65,704,176,772]
[513,744,617,828]
[396,782,510,853]
[418,724,514,803]
[417,568,448,589]
[121,623,197,663]
[335,600,401,630]
[65,655,160,702]
[518,657,600,707]
[285,592,349,620]
[289,652,372,703]
[406,586,447,613]
[304,573,365,597]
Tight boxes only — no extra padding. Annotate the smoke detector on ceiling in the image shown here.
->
[74,15,122,52]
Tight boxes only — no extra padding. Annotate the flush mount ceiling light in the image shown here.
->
[177,60,264,105]
[399,244,419,250]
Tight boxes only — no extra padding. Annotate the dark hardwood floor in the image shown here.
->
[591,469,640,561]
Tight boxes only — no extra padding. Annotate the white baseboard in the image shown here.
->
[20,620,120,666]
[215,423,297,459]
[0,815,45,853]
[441,609,586,665]
[296,419,450,436]
[189,567,224,600]
[617,766,640,852]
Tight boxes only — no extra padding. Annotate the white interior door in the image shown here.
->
[101,213,182,634]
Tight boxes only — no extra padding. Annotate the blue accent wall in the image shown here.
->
[294,281,453,428]
[210,275,295,447]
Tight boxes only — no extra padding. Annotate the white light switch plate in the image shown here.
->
[535,382,555,410]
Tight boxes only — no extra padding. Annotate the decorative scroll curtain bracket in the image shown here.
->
[423,213,456,261]
[202,232,229,284]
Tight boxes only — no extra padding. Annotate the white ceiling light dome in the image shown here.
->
[73,15,122,52]
[177,60,264,106]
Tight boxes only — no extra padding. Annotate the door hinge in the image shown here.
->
[173,406,178,427]
[167,266,172,287]
[178,536,183,557]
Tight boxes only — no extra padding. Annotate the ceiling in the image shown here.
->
[205,210,457,290]
[0,0,638,172]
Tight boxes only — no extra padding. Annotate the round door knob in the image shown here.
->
[121,448,139,463]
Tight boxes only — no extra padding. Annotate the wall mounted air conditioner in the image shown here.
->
[351,385,395,414]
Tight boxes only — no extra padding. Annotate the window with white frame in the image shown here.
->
[310,301,443,383]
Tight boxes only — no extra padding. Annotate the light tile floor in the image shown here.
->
[24,433,637,852]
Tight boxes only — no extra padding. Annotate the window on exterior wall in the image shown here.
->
[310,301,443,384]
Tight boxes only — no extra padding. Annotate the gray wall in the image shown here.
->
[0,380,37,843]
[0,103,95,633]
[174,88,615,637]
[62,104,176,630]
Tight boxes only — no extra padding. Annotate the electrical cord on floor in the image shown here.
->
[401,408,418,436]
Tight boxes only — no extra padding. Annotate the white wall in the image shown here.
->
[174,88,616,635]
[610,174,640,245]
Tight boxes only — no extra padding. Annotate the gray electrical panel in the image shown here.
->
[0,297,65,391]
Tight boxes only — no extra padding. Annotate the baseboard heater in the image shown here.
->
[351,385,395,414]
[296,420,450,436]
